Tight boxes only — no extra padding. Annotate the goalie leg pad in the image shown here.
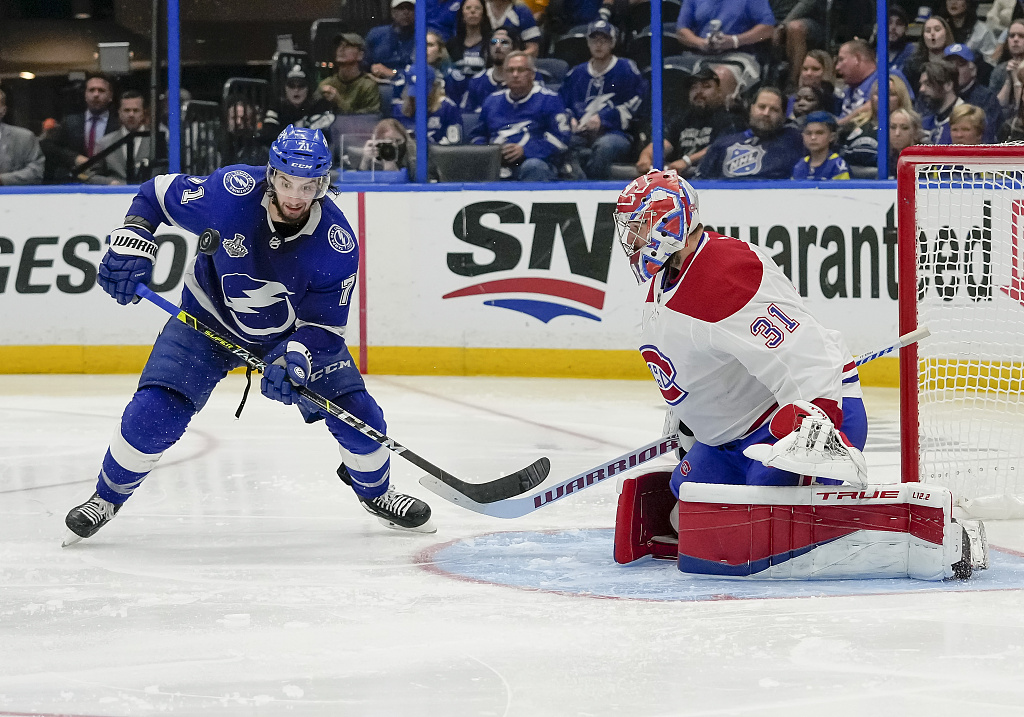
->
[614,471,678,564]
[674,482,972,581]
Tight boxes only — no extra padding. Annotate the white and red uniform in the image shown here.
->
[640,230,862,447]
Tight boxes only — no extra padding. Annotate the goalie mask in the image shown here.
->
[266,125,332,206]
[614,169,700,284]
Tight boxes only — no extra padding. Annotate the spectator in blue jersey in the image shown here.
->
[792,111,850,180]
[944,44,1000,140]
[471,51,572,180]
[392,31,470,109]
[919,59,963,143]
[365,0,417,81]
[674,0,776,94]
[889,6,916,74]
[463,26,523,111]
[560,20,645,179]
[426,0,464,40]
[62,126,436,547]
[699,86,804,179]
[394,65,464,144]
[835,39,879,124]
[485,0,542,56]
[448,0,492,76]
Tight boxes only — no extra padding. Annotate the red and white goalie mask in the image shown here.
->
[614,169,700,284]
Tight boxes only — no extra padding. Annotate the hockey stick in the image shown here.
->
[132,232,548,503]
[419,326,931,518]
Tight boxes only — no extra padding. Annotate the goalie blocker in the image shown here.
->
[614,471,989,581]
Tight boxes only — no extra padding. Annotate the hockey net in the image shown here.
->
[898,145,1024,519]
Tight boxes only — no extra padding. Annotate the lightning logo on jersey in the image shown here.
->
[640,344,688,405]
[221,274,296,336]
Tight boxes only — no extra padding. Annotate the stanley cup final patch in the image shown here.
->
[223,233,248,258]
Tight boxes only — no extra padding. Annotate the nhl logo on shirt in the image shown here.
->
[269,236,282,249]
[328,224,355,253]
[223,232,248,258]
[723,142,766,178]
[223,169,256,196]
[640,344,688,405]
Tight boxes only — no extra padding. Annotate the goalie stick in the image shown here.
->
[419,327,931,518]
[133,229,548,504]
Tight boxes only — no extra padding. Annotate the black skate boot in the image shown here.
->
[63,492,122,547]
[338,465,436,533]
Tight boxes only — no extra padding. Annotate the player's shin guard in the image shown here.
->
[673,483,988,581]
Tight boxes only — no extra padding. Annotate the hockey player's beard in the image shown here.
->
[271,192,311,226]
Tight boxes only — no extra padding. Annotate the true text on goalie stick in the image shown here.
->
[134,229,548,504]
[420,327,932,518]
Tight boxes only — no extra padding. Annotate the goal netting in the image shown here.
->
[898,146,1024,519]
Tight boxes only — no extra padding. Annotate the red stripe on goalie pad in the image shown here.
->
[613,471,678,564]
[675,483,951,577]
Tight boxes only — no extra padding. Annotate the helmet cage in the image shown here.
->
[614,184,693,283]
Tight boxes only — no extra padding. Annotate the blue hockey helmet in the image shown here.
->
[267,125,332,201]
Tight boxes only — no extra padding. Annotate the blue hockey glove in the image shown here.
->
[261,341,313,405]
[97,225,158,305]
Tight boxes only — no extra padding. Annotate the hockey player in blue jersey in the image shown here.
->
[63,125,434,545]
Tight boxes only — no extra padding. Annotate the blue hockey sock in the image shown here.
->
[325,390,391,499]
[96,386,196,504]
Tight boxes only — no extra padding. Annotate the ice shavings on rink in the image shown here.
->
[422,528,1024,600]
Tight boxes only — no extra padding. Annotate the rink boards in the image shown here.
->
[0,184,905,382]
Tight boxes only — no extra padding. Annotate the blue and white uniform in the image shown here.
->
[94,165,392,506]
[471,84,571,160]
[487,3,541,44]
[791,152,851,180]
[392,65,469,114]
[559,57,645,140]
[699,127,805,180]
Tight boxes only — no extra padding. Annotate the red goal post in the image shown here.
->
[897,144,1024,518]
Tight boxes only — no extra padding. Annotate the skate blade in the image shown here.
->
[61,529,84,547]
[376,516,437,534]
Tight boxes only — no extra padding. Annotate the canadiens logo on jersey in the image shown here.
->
[640,344,688,405]
[723,142,766,178]
[221,273,296,336]
[223,170,256,196]
[223,233,248,258]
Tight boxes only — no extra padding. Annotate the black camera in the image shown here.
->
[375,140,398,162]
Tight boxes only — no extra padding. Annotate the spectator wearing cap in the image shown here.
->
[0,88,44,185]
[699,86,804,180]
[470,51,572,181]
[919,59,963,143]
[792,111,850,180]
[942,0,997,63]
[393,65,464,144]
[944,43,1000,139]
[559,20,645,179]
[484,0,542,56]
[318,34,381,115]
[463,26,524,111]
[262,65,337,145]
[769,0,828,92]
[636,65,743,177]
[674,0,776,94]
[366,0,417,80]
[888,6,916,74]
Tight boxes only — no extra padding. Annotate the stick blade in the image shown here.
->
[418,473,536,519]
[418,456,550,508]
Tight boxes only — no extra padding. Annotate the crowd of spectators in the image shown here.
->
[6,0,1024,185]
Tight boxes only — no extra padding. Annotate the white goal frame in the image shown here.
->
[897,145,1024,516]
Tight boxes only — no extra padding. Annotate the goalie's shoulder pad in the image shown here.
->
[107,225,158,261]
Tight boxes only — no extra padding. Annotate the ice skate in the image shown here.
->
[949,518,989,580]
[62,492,122,547]
[338,465,436,533]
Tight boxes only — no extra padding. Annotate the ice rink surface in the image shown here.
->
[2,374,1023,716]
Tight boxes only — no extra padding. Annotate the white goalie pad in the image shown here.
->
[675,482,986,581]
[743,411,868,487]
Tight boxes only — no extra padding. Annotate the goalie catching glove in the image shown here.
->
[743,400,868,487]
[261,341,313,405]
[97,224,158,305]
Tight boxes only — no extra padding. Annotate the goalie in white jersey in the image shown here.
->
[612,169,988,580]
[616,168,868,494]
